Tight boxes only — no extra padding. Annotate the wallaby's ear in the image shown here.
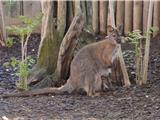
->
[107,25,114,33]
[117,25,123,35]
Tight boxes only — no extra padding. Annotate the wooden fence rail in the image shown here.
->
[1,1,160,35]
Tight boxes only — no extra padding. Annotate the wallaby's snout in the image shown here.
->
[117,36,122,44]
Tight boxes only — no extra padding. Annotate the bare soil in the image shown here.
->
[0,34,160,120]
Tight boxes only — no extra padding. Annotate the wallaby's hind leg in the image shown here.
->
[92,74,103,96]
[83,75,101,97]
[83,75,94,97]
[94,74,102,91]
[87,84,95,97]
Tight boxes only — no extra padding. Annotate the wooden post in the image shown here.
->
[99,1,108,34]
[75,1,81,15]
[92,1,99,34]
[142,1,154,84]
[81,1,87,23]
[116,1,125,33]
[0,1,6,46]
[109,0,116,28]
[86,1,92,25]
[153,1,160,36]
[124,1,133,35]
[133,1,143,30]
[23,1,41,18]
[66,1,74,29]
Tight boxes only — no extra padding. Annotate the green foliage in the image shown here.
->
[146,26,159,35]
[6,37,16,48]
[6,13,42,36]
[27,56,36,67]
[126,27,159,55]
[10,57,18,68]
[3,62,10,68]
[5,14,42,91]
[3,57,18,69]
[126,30,145,55]
[16,61,28,90]
[3,56,36,90]
[125,27,158,84]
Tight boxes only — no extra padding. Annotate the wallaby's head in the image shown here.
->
[106,25,123,44]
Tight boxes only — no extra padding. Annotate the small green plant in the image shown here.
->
[126,30,145,84]
[6,37,16,48]
[147,26,159,35]
[126,27,158,85]
[10,57,18,68]
[6,14,42,90]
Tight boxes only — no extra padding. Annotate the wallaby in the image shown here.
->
[2,25,122,98]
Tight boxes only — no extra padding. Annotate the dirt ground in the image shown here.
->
[0,34,160,120]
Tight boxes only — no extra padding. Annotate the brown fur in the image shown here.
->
[2,26,122,98]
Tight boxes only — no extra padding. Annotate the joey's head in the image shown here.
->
[106,25,123,44]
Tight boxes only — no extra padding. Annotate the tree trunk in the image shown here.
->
[133,1,143,30]
[99,1,108,35]
[124,1,133,35]
[0,1,6,46]
[116,1,124,33]
[28,1,84,89]
[27,1,60,87]
[56,13,84,81]
[153,1,160,36]
[142,1,154,84]
[92,1,99,34]
[57,1,67,39]
[143,1,149,34]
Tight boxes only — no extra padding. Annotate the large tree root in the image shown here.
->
[29,72,60,89]
[27,66,47,85]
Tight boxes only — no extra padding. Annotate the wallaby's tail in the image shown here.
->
[1,81,74,98]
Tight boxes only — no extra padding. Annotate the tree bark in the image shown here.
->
[0,1,6,46]
[28,1,84,89]
[133,1,143,30]
[92,1,99,34]
[124,1,133,35]
[142,1,154,84]
[99,1,108,35]
[27,1,60,86]
[116,1,125,33]
[56,13,84,81]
